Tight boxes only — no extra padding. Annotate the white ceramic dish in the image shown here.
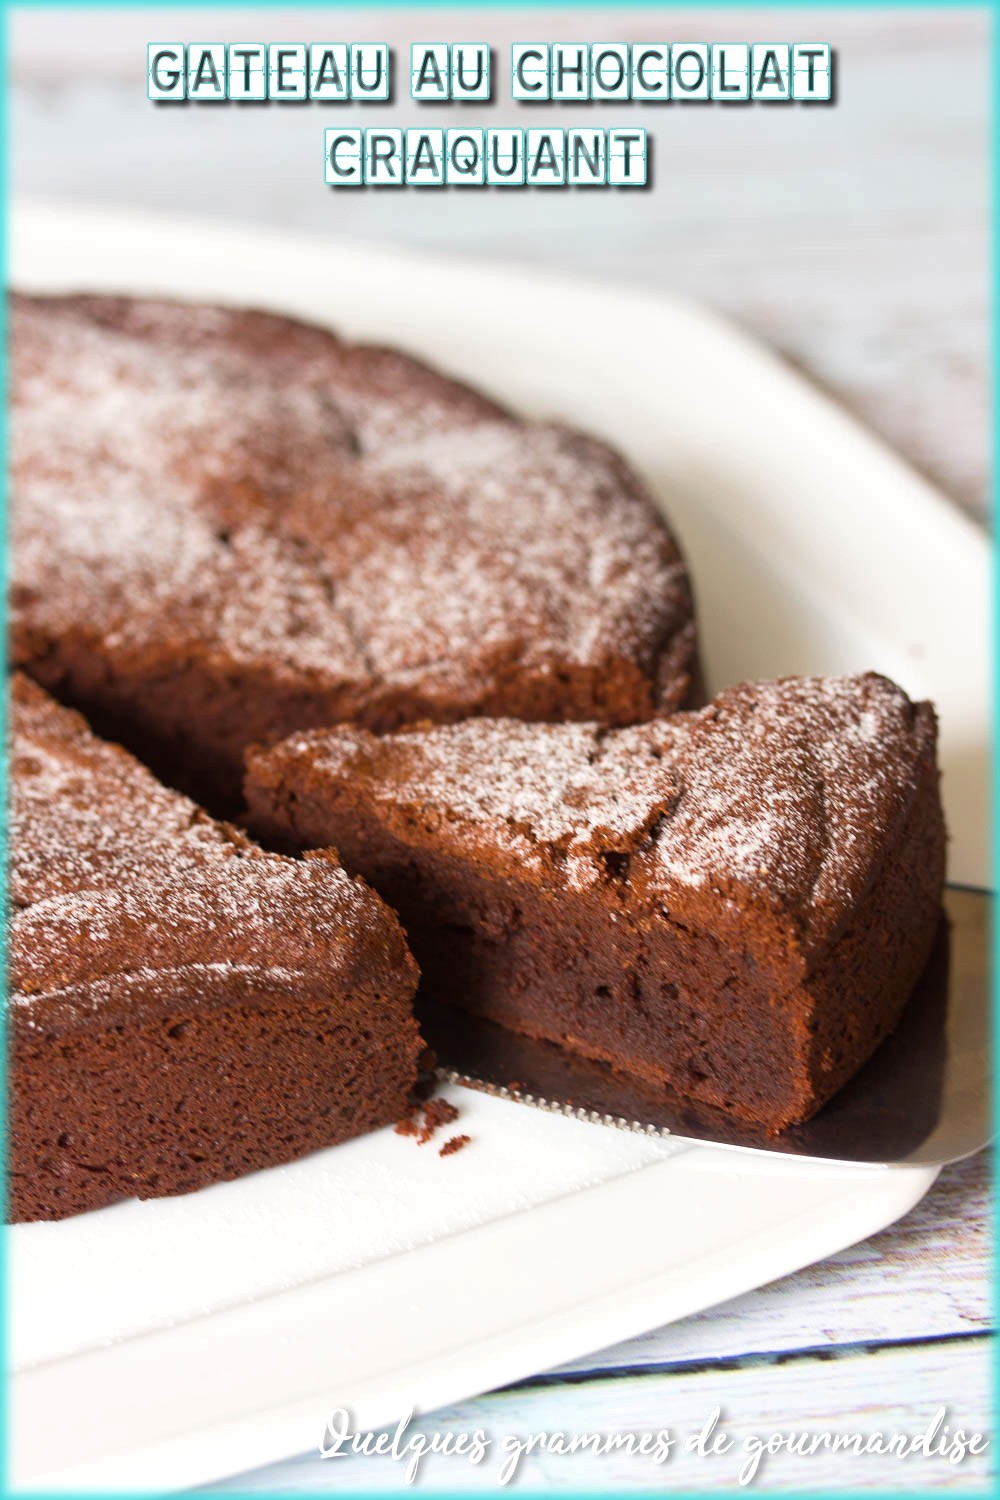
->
[8,201,990,1493]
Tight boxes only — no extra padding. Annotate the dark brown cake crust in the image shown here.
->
[8,674,422,1222]
[245,674,946,1131]
[10,292,698,809]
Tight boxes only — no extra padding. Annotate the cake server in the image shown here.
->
[425,884,992,1168]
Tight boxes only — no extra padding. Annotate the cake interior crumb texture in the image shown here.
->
[10,292,698,812]
[245,674,946,1131]
[8,673,421,1223]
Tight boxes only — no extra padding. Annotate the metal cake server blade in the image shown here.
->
[424,886,992,1168]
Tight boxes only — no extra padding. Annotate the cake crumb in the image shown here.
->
[439,1134,471,1158]
[395,1094,460,1146]
[421,1098,459,1134]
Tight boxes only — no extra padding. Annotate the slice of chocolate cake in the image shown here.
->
[245,674,946,1131]
[8,674,421,1223]
[11,292,698,811]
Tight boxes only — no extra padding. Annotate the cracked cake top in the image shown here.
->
[246,673,939,968]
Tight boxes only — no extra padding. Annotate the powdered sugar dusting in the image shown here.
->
[643,676,926,914]
[344,421,689,673]
[8,678,397,1014]
[11,294,691,703]
[10,963,312,1021]
[302,716,676,887]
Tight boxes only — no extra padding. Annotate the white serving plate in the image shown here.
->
[8,202,990,1493]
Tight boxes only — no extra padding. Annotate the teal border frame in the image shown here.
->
[0,0,994,1495]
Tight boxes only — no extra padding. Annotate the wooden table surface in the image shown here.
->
[10,6,992,1491]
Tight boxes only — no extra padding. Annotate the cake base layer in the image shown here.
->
[10,968,420,1223]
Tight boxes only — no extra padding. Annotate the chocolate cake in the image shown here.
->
[10,292,698,810]
[8,673,421,1223]
[245,673,946,1130]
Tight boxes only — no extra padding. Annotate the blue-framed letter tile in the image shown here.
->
[352,44,390,101]
[188,44,226,101]
[311,44,349,101]
[451,43,490,101]
[551,43,589,101]
[446,128,486,185]
[512,43,549,100]
[590,43,630,101]
[406,128,446,185]
[486,127,526,186]
[631,44,669,102]
[365,128,404,184]
[227,44,266,101]
[753,43,791,100]
[412,43,450,101]
[325,127,363,185]
[608,128,646,185]
[269,44,307,100]
[671,43,710,101]
[793,43,831,101]
[147,43,185,100]
[526,128,566,186]
[567,128,605,185]
[712,43,749,101]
